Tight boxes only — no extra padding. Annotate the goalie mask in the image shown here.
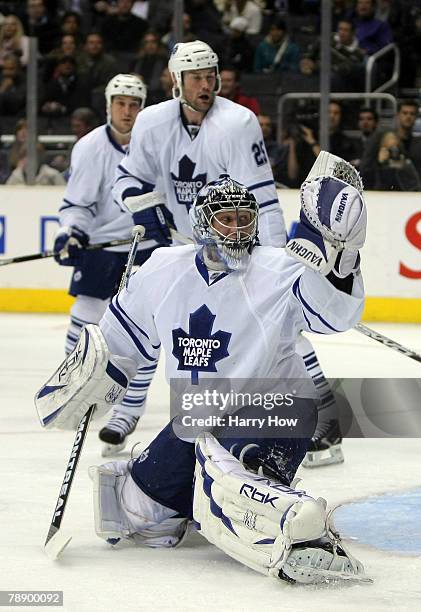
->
[190,175,258,272]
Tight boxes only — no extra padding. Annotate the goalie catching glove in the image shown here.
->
[34,325,137,430]
[194,433,370,585]
[286,153,366,278]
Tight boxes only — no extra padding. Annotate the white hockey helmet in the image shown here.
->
[168,40,221,101]
[190,175,259,271]
[105,73,147,128]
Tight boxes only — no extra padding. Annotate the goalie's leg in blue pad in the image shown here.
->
[130,399,316,519]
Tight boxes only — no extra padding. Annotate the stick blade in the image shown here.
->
[44,526,72,560]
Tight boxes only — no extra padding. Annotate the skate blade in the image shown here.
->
[302,444,344,468]
[101,440,127,457]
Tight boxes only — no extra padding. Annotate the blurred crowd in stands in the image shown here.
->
[1,0,421,190]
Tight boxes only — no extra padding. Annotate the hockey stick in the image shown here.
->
[354,323,421,364]
[43,225,145,560]
[0,237,133,267]
[44,405,95,559]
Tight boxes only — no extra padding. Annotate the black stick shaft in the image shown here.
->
[44,405,95,545]
[0,238,132,267]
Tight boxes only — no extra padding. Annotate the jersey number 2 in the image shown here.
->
[252,141,268,167]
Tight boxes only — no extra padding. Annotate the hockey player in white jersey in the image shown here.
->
[53,74,158,455]
[36,170,369,584]
[109,41,345,465]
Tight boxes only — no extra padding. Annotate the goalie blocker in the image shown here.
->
[34,325,136,430]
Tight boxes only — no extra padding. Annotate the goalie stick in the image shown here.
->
[43,224,145,560]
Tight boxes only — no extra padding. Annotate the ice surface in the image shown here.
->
[1,314,421,612]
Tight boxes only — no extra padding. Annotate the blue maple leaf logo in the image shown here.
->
[172,304,231,384]
[170,155,207,212]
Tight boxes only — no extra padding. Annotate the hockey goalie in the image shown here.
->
[35,153,370,585]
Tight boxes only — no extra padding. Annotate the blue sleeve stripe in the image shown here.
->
[117,164,130,175]
[292,277,340,333]
[259,198,279,209]
[248,179,275,191]
[109,302,156,361]
[115,295,160,349]
[116,165,155,190]
[59,199,96,217]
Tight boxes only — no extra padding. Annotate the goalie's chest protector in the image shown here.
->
[152,249,308,384]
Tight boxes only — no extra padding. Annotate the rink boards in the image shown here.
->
[0,186,420,321]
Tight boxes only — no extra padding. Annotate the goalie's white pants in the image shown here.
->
[65,295,158,419]
[92,460,188,548]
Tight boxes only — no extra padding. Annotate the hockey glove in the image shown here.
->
[285,176,366,278]
[54,225,89,266]
[132,205,174,246]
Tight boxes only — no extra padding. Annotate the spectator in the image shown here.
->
[0,55,26,115]
[328,100,358,161]
[219,68,260,114]
[70,107,98,140]
[185,0,226,54]
[353,106,378,166]
[44,34,86,79]
[79,32,118,91]
[258,113,289,186]
[6,143,67,185]
[147,66,173,104]
[222,0,262,35]
[0,15,29,68]
[374,130,421,191]
[130,31,168,97]
[8,118,28,170]
[361,100,421,188]
[21,0,60,55]
[60,10,84,46]
[40,55,90,116]
[308,19,365,90]
[331,0,349,30]
[161,13,197,53]
[254,18,300,74]
[222,16,255,72]
[101,0,148,53]
[352,0,393,55]
[132,0,173,35]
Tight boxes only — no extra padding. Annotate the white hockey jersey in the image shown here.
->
[59,125,133,250]
[99,245,364,398]
[112,97,286,248]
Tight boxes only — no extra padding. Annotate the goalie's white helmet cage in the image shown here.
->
[105,73,147,130]
[168,40,221,101]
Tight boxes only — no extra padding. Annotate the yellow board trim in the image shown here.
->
[0,289,74,313]
[0,289,420,322]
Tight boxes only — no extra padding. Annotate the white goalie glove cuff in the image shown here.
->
[286,177,366,277]
[34,325,137,430]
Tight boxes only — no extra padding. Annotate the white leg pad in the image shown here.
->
[193,433,369,584]
[91,461,189,548]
